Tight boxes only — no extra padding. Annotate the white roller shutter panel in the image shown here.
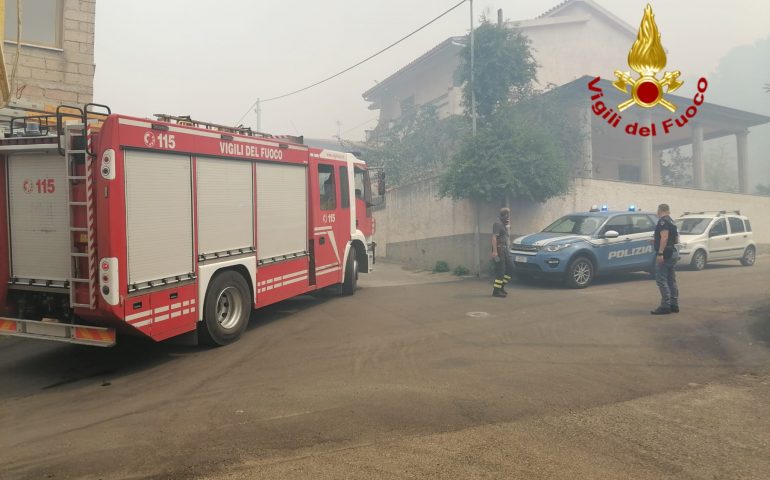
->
[256,163,308,260]
[196,157,254,255]
[7,154,69,281]
[125,151,193,286]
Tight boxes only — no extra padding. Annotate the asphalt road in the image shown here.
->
[1,258,769,480]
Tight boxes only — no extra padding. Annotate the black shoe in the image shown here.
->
[670,305,679,313]
[493,289,506,298]
[500,287,508,296]
[650,306,671,315]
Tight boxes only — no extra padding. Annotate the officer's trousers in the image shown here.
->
[655,253,679,308]
[493,252,514,291]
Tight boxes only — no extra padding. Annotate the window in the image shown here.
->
[675,217,711,235]
[745,219,752,232]
[317,164,336,211]
[339,166,350,209]
[602,215,634,236]
[5,0,63,48]
[728,217,745,233]
[354,167,372,217]
[710,218,727,237]
[618,165,641,183]
[542,215,602,235]
[630,214,655,233]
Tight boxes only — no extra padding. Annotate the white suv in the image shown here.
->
[675,211,756,270]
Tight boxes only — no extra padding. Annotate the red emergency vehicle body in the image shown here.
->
[0,113,375,346]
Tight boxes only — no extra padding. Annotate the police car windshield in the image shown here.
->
[675,217,711,235]
[542,215,602,235]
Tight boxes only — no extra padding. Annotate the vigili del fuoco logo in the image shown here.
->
[587,4,708,137]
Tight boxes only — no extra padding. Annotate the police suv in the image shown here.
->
[510,206,657,288]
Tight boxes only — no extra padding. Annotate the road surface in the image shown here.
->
[1,259,769,479]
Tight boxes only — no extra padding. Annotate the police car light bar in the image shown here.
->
[601,204,609,212]
[628,204,639,212]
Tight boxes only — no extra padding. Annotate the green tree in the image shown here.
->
[456,17,538,122]
[660,147,693,187]
[364,106,468,186]
[439,96,575,203]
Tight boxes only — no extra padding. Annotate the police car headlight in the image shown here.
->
[544,243,572,252]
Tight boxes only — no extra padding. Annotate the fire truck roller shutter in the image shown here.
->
[7,154,70,282]
[256,162,308,260]
[196,157,254,256]
[125,151,194,286]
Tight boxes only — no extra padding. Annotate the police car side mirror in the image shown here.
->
[603,230,619,239]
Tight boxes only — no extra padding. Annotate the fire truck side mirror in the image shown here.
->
[377,172,386,196]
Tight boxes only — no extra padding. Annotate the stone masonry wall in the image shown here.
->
[2,0,95,111]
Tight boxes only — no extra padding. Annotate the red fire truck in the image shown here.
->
[0,105,377,347]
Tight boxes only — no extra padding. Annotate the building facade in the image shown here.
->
[362,0,635,129]
[1,0,95,119]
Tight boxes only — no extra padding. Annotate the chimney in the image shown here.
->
[497,8,503,27]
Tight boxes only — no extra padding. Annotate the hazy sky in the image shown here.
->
[94,1,770,141]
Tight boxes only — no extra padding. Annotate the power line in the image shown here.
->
[235,0,468,125]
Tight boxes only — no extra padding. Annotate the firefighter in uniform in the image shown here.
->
[492,208,514,297]
[651,203,680,314]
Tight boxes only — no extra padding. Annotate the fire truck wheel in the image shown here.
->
[200,270,251,346]
[341,249,359,295]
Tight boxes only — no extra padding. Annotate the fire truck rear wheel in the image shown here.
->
[341,249,359,295]
[200,270,251,346]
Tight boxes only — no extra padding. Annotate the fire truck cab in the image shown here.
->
[0,106,377,347]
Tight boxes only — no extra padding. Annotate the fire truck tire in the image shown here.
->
[341,249,359,295]
[199,270,251,346]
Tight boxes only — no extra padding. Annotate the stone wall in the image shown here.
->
[375,176,770,271]
[2,0,95,112]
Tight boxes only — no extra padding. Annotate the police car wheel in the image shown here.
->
[566,256,594,289]
[690,250,707,271]
[740,246,756,266]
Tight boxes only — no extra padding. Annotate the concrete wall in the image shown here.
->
[2,0,95,113]
[375,176,770,270]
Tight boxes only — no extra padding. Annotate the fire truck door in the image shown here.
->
[313,163,346,283]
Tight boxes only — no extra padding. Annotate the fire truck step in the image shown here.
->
[70,227,88,232]
[70,278,89,283]
[67,176,87,181]
[70,253,88,258]
[69,201,87,206]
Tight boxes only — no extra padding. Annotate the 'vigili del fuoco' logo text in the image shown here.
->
[587,4,708,137]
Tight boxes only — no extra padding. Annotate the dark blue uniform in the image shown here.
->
[653,215,679,309]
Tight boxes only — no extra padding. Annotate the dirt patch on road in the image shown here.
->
[748,303,770,347]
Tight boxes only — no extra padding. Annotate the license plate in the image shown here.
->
[515,256,527,263]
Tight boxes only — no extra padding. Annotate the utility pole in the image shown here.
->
[470,0,476,137]
[469,0,481,277]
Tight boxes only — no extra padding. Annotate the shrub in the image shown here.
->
[433,260,450,273]
[453,265,470,276]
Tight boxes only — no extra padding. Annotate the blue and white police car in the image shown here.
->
[510,205,658,288]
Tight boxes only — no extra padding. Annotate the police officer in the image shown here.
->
[651,203,680,314]
[492,208,514,297]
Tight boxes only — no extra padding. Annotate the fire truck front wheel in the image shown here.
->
[200,270,251,346]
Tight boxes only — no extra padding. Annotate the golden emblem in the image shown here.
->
[613,4,683,112]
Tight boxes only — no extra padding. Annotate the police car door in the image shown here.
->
[599,214,651,271]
